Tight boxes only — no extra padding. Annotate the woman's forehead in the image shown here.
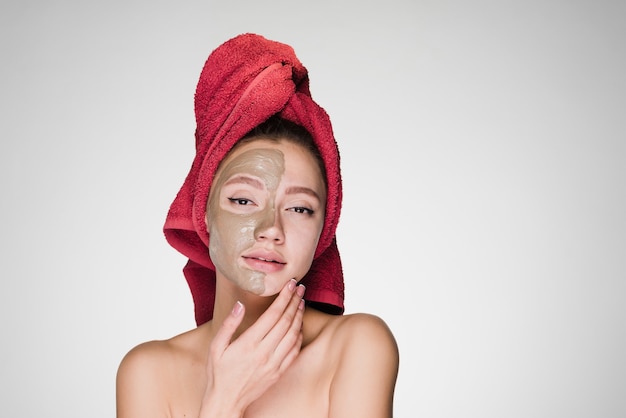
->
[212,138,326,197]
[217,147,285,191]
[217,138,318,176]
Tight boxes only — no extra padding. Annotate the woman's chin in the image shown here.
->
[235,272,296,297]
[256,278,292,297]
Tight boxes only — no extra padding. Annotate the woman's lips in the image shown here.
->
[242,256,286,273]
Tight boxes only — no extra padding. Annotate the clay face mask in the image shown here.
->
[206,147,285,294]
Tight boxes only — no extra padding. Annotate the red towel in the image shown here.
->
[163,33,344,326]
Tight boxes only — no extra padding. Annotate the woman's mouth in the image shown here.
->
[242,255,286,273]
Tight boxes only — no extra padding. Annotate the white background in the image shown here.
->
[1,1,625,417]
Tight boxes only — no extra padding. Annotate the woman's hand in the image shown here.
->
[200,279,305,417]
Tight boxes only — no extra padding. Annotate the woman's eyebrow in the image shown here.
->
[223,175,264,189]
[285,186,321,201]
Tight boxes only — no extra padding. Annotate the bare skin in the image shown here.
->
[116,139,399,417]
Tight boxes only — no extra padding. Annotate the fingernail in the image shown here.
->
[232,301,243,317]
[288,279,296,291]
[298,299,305,310]
[296,284,305,297]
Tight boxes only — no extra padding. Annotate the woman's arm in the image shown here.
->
[329,314,400,418]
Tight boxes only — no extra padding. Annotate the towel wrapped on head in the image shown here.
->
[163,33,344,326]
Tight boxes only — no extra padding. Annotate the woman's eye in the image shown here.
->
[290,207,315,215]
[228,197,254,206]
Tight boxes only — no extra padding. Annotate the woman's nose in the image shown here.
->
[254,208,285,243]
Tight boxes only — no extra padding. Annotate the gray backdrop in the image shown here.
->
[1,0,625,417]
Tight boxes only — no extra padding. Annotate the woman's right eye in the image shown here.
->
[228,197,254,206]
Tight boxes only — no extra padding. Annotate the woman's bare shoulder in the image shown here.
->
[116,338,174,414]
[336,313,398,353]
[116,325,209,414]
[118,325,207,373]
[307,310,398,359]
[117,338,171,379]
[321,312,399,416]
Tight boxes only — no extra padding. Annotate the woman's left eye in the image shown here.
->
[290,207,315,215]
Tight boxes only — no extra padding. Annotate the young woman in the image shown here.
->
[116,33,399,418]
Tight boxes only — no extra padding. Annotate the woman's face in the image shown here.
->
[206,138,326,296]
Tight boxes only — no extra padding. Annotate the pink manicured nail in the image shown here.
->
[288,279,296,291]
[296,284,305,297]
[298,299,305,310]
[232,301,243,317]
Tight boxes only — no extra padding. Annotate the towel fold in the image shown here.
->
[163,33,344,325]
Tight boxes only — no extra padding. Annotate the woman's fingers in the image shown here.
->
[202,281,305,412]
[274,298,305,374]
[260,284,305,352]
[210,301,245,356]
[245,279,299,341]
[212,279,304,372]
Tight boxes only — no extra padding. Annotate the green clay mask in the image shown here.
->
[206,147,285,294]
